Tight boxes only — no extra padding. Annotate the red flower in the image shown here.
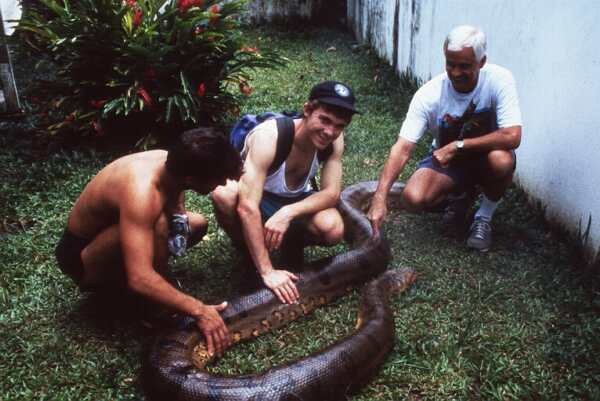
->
[143,68,156,80]
[90,99,107,109]
[92,121,104,136]
[178,0,202,13]
[238,81,253,96]
[196,83,206,97]
[209,4,220,24]
[124,0,136,7]
[137,87,153,106]
[240,46,258,53]
[132,7,143,28]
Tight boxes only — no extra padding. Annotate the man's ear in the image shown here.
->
[479,55,487,69]
[303,102,313,118]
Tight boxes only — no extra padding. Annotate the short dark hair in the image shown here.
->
[306,99,354,123]
[165,127,242,181]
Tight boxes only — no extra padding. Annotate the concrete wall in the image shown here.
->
[243,0,345,25]
[347,0,600,253]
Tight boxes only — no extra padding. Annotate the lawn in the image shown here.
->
[1,26,599,401]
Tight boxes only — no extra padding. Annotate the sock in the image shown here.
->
[474,195,500,222]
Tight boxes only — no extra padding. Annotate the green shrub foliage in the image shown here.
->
[17,0,284,146]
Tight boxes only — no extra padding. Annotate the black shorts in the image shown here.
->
[55,229,91,287]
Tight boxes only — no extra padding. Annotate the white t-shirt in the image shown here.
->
[399,63,522,148]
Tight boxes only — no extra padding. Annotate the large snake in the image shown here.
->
[145,181,415,401]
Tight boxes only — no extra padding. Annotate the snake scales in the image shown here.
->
[145,181,415,401]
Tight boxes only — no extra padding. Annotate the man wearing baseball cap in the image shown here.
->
[212,80,359,304]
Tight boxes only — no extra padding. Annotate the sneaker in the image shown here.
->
[467,217,493,252]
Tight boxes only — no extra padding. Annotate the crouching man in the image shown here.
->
[368,25,522,252]
[55,127,242,357]
[211,81,359,304]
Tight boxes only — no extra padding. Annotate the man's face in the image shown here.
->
[303,106,350,149]
[444,46,486,93]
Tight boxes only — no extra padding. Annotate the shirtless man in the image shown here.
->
[211,81,359,304]
[55,127,242,356]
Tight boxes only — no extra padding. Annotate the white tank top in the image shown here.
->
[263,153,319,197]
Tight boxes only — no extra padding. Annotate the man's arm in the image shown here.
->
[432,125,521,168]
[434,72,522,168]
[367,137,416,236]
[119,191,230,357]
[263,135,344,251]
[236,130,300,304]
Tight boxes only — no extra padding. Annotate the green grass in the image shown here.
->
[2,26,600,401]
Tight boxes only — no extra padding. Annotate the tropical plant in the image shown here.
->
[17,0,284,147]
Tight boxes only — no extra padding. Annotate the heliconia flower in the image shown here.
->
[92,121,105,136]
[143,68,156,80]
[137,87,152,106]
[209,4,220,24]
[239,81,253,96]
[90,99,107,109]
[196,83,206,97]
[240,46,258,53]
[124,0,136,7]
[132,7,143,28]
[178,0,202,13]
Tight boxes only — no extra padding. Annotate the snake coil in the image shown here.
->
[145,181,414,400]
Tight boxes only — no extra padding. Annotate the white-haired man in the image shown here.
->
[367,25,522,252]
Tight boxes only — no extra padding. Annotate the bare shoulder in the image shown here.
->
[113,151,167,210]
[244,120,278,171]
[69,151,167,234]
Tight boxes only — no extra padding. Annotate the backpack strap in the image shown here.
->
[269,116,295,175]
[270,115,332,191]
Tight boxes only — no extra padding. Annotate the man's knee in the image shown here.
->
[401,186,430,212]
[402,169,453,212]
[188,212,208,245]
[309,210,344,245]
[211,180,239,216]
[486,150,515,178]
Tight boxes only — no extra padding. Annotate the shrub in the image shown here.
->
[17,0,284,147]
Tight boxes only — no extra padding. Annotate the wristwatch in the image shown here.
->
[455,140,465,152]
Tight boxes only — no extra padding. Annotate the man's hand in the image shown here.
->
[194,302,231,357]
[432,142,458,168]
[367,198,388,237]
[262,269,300,304]
[264,208,293,251]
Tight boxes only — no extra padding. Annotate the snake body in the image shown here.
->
[145,181,413,401]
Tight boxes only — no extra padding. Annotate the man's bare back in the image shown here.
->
[55,128,243,357]
[68,150,172,240]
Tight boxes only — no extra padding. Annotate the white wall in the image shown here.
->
[1,0,22,35]
[348,0,600,252]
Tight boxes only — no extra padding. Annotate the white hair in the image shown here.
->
[444,25,487,62]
